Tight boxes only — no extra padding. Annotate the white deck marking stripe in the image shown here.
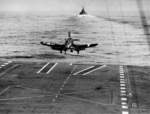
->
[120,87,126,90]
[121,93,126,96]
[37,62,50,74]
[120,76,124,78]
[0,64,20,77]
[120,71,124,73]
[120,84,125,86]
[120,73,124,75]
[73,66,94,75]
[121,90,126,93]
[83,65,106,75]
[119,66,129,114]
[122,105,128,109]
[120,81,125,83]
[121,98,127,101]
[122,111,129,114]
[0,86,11,95]
[47,63,58,74]
[122,102,127,105]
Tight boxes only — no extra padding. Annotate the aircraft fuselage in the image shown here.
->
[65,38,74,49]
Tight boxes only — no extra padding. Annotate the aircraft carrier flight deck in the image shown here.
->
[0,60,149,114]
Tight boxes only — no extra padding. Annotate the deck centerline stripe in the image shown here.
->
[37,62,50,74]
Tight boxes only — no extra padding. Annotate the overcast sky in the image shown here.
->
[0,0,149,12]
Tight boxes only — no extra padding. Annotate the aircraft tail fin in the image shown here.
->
[68,31,79,41]
[68,31,71,38]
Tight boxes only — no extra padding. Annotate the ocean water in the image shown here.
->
[0,11,150,66]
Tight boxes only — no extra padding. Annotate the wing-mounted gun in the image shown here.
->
[40,41,55,46]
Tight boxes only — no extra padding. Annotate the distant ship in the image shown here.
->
[79,7,87,15]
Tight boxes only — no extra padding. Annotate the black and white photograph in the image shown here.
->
[0,0,150,114]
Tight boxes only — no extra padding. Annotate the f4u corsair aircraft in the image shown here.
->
[41,32,98,54]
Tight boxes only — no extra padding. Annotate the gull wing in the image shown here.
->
[41,42,65,51]
[74,43,98,51]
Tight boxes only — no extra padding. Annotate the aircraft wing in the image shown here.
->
[41,42,64,51]
[74,43,98,51]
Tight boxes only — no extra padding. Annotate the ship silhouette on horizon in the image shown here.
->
[79,7,87,15]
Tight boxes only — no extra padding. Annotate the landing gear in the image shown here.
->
[77,50,79,54]
[64,49,67,54]
[60,50,62,53]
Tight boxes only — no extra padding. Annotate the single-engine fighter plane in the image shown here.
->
[40,32,98,54]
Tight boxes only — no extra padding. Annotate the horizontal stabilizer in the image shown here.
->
[73,39,80,41]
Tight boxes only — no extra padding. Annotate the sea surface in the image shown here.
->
[0,11,150,66]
